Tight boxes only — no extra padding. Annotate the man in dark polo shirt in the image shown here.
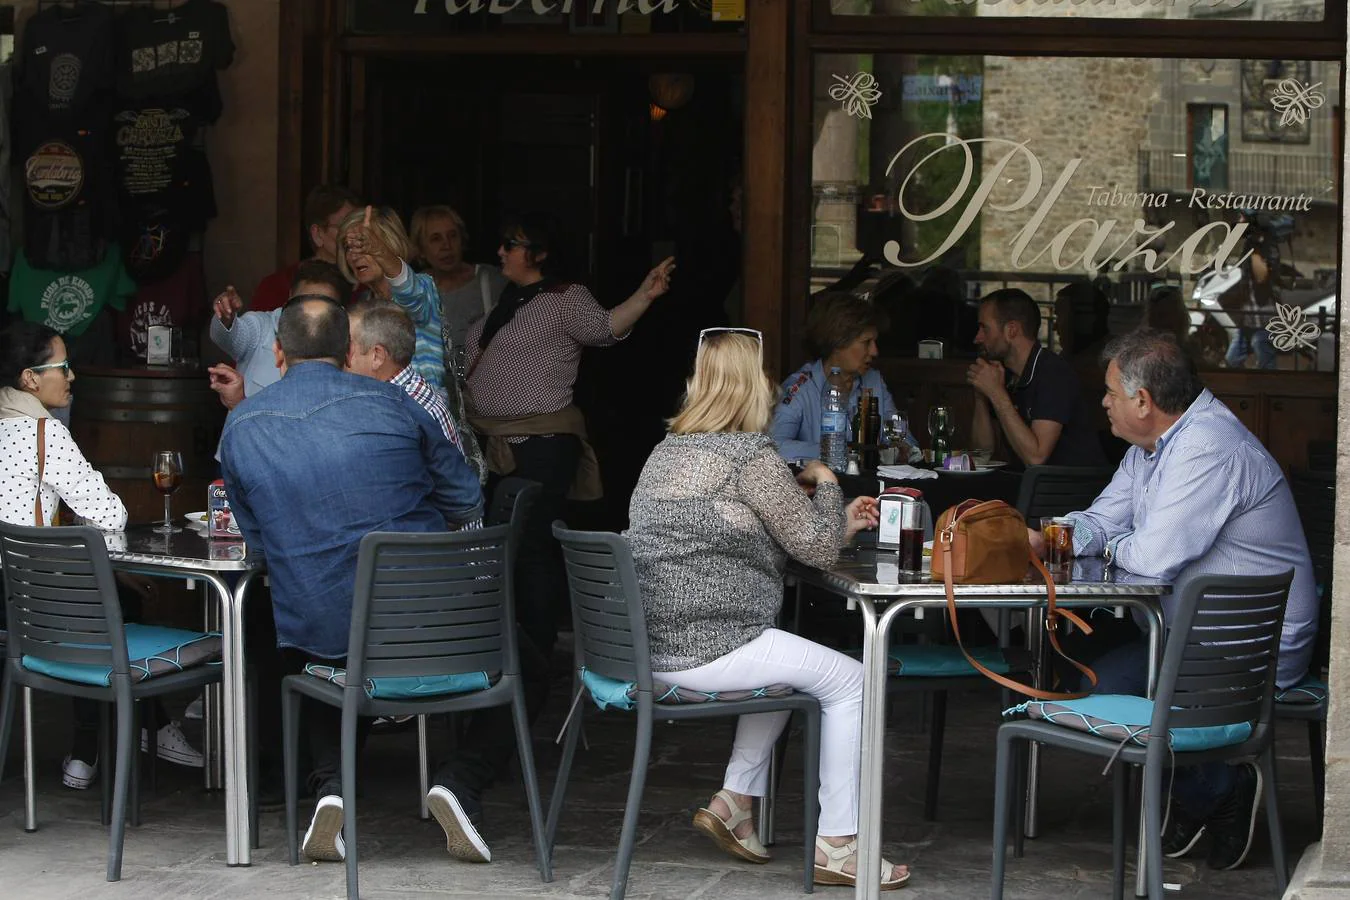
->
[968,288,1106,468]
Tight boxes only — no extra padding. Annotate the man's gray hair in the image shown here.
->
[350,302,416,368]
[1100,327,1204,415]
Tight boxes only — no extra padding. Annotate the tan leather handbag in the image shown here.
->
[934,499,1098,700]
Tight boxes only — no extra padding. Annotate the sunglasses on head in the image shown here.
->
[698,327,764,362]
[500,238,533,251]
[29,360,71,375]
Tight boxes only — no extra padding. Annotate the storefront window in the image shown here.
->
[810,53,1342,371]
[826,0,1326,23]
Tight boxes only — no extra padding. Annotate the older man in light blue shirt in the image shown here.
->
[1033,327,1318,874]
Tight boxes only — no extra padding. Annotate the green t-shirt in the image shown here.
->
[8,248,136,337]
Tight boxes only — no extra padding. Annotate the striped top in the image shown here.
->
[1068,389,1319,688]
[389,263,447,401]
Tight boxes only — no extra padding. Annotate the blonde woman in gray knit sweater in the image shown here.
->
[625,330,909,890]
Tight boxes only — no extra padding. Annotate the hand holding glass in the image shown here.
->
[152,451,184,534]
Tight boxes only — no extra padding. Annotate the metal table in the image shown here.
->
[105,526,263,866]
[787,551,1169,900]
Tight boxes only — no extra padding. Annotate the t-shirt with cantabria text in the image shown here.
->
[8,247,135,337]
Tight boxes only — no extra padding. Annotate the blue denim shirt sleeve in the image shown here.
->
[771,364,822,460]
[405,394,484,525]
[219,427,265,563]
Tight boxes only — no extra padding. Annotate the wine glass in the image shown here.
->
[151,451,184,534]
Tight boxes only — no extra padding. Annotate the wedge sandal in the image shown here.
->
[814,836,910,890]
[692,789,771,864]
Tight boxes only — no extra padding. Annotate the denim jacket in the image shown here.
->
[220,361,484,658]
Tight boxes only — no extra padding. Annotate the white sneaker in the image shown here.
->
[62,755,97,790]
[427,785,491,863]
[302,795,346,862]
[140,721,205,768]
[184,696,204,720]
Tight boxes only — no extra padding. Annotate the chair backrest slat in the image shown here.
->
[1,523,127,677]
[343,482,538,687]
[1151,571,1293,741]
[554,524,651,688]
[1015,465,1117,521]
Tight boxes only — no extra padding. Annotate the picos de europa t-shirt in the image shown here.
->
[8,247,136,337]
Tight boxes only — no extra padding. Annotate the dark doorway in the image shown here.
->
[359,55,744,528]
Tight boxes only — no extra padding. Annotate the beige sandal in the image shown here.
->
[814,836,911,890]
[692,789,771,864]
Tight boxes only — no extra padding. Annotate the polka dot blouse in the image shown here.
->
[0,417,127,531]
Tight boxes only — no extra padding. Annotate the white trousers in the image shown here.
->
[654,628,863,835]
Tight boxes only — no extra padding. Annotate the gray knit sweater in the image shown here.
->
[625,431,847,672]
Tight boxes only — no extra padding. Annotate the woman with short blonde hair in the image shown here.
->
[625,329,909,890]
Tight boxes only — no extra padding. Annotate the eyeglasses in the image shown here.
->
[500,238,533,251]
[28,360,72,375]
[698,327,764,362]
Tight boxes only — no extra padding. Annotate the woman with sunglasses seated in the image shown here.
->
[771,292,920,464]
[626,331,910,890]
[0,322,204,787]
[463,211,674,661]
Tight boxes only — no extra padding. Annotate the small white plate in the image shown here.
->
[937,467,993,476]
[976,460,1009,470]
[184,511,209,527]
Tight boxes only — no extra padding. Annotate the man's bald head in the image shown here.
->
[276,298,350,366]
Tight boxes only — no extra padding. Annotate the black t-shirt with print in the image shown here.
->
[1007,343,1109,469]
[115,0,235,123]
[15,1,116,121]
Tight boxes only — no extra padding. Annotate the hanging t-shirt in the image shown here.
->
[115,0,234,124]
[15,1,116,120]
[117,251,207,360]
[8,247,135,338]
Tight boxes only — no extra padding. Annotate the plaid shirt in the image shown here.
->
[390,365,483,531]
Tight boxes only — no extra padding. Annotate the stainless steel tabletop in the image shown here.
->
[105,525,261,573]
[795,548,1169,600]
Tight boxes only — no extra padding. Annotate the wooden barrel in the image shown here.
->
[69,367,225,526]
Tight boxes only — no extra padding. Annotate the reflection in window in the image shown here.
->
[810,54,1341,372]
[826,0,1325,24]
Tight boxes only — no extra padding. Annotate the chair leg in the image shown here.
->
[1261,749,1289,892]
[924,690,947,821]
[511,689,553,883]
[100,703,112,826]
[1111,763,1127,900]
[610,709,653,900]
[282,684,301,866]
[22,686,37,833]
[1142,760,1166,900]
[342,707,360,900]
[107,693,134,882]
[545,700,584,855]
[418,715,430,821]
[1308,718,1325,828]
[129,702,142,828]
[1012,740,1027,859]
[991,729,1016,900]
[144,697,158,793]
[0,670,16,787]
[801,706,821,895]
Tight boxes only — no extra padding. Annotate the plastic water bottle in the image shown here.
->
[820,367,849,473]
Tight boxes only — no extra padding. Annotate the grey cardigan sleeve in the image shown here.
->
[736,447,847,570]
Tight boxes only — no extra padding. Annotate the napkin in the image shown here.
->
[877,465,938,481]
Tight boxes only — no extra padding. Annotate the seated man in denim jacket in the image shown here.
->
[220,298,483,864]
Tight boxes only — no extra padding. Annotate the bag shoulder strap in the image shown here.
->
[34,417,46,526]
[939,540,1099,701]
[478,266,493,316]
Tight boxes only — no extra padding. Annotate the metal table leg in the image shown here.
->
[23,687,37,832]
[199,571,255,866]
[1023,607,1047,839]
[855,599,910,900]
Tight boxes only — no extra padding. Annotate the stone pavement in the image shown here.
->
[0,659,1320,900]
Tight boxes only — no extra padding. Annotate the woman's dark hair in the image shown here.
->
[500,211,560,276]
[0,322,60,388]
[804,292,891,360]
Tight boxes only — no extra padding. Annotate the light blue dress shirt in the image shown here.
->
[1068,389,1319,688]
[770,359,920,462]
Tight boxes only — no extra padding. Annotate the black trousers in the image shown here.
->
[275,647,372,798]
[487,434,581,660]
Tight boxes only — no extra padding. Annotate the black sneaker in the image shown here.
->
[1205,762,1262,871]
[1161,796,1207,858]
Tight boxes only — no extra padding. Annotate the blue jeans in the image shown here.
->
[1226,327,1277,370]
[1085,638,1235,820]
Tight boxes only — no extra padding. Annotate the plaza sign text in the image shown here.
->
[882,134,1312,276]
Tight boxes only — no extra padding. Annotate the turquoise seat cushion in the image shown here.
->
[1276,677,1328,705]
[888,644,1009,677]
[1005,694,1253,752]
[21,624,222,687]
[579,667,795,712]
[303,663,492,700]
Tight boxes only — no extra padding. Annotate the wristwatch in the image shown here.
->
[1102,542,1115,566]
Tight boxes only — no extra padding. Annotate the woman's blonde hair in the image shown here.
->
[336,207,413,284]
[409,205,469,263]
[669,332,775,435]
